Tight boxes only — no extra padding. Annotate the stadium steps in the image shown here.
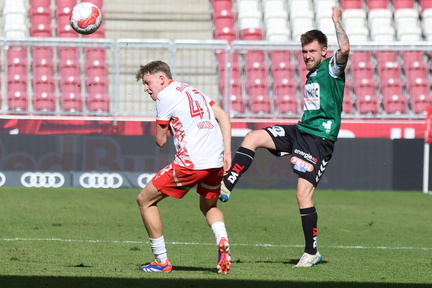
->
[104,0,213,40]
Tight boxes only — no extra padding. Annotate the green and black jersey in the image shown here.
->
[296,55,346,141]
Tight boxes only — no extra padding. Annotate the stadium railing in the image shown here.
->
[0,38,430,121]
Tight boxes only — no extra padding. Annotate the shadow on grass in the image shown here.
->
[1,276,430,288]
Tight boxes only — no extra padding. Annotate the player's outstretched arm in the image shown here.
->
[332,6,350,64]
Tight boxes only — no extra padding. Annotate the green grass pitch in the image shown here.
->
[0,187,431,288]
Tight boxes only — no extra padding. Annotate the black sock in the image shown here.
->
[300,206,318,255]
[223,146,255,191]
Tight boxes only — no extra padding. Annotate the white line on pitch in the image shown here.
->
[1,237,432,251]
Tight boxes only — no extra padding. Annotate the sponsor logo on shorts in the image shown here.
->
[290,157,314,172]
[293,149,318,164]
[266,126,285,137]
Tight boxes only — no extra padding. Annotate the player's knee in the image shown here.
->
[136,191,146,206]
[242,130,261,148]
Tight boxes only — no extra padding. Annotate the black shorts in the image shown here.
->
[264,125,335,187]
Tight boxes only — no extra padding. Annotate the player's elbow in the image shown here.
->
[155,137,167,147]
[339,43,350,56]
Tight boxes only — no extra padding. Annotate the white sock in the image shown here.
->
[149,236,167,263]
[211,221,228,244]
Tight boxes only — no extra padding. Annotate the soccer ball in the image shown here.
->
[69,2,102,35]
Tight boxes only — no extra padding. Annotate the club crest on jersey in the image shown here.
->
[322,120,332,134]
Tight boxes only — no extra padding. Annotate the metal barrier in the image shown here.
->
[0,38,430,119]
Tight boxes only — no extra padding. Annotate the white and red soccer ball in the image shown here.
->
[69,2,102,35]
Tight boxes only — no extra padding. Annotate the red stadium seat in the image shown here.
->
[33,91,56,111]
[59,73,82,87]
[380,78,405,95]
[30,21,52,37]
[212,0,233,12]
[7,71,28,85]
[60,94,83,112]
[58,47,80,69]
[420,0,432,10]
[406,74,429,90]
[60,84,83,112]
[272,71,297,91]
[401,51,423,63]
[87,92,110,112]
[244,57,266,71]
[246,77,269,94]
[55,0,77,17]
[245,60,266,80]
[56,14,78,37]
[382,92,407,114]
[357,94,380,114]
[86,67,109,88]
[269,51,295,74]
[240,28,263,40]
[409,85,431,114]
[248,87,272,114]
[377,63,400,79]
[213,9,235,29]
[7,46,27,66]
[374,51,398,64]
[392,0,415,9]
[244,50,265,63]
[274,85,299,114]
[403,61,428,79]
[366,0,388,9]
[275,95,299,114]
[32,47,54,67]
[218,62,240,84]
[352,68,375,88]
[219,76,243,95]
[7,65,27,79]
[31,0,51,6]
[350,52,372,71]
[221,86,245,114]
[214,26,237,42]
[268,50,291,61]
[85,48,107,69]
[340,0,362,9]
[34,65,54,80]
[29,5,51,27]
[7,82,28,111]
[342,94,354,114]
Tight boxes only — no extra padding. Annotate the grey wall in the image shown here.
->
[0,135,427,191]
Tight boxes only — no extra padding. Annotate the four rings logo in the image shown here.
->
[79,172,123,188]
[21,172,65,188]
[137,173,156,188]
[0,172,6,187]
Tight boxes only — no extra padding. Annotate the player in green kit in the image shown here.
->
[219,6,350,267]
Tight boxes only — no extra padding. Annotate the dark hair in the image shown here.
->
[135,60,173,81]
[300,29,328,48]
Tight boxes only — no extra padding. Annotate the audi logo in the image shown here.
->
[21,172,65,188]
[79,172,123,188]
[137,173,156,188]
[0,172,5,187]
